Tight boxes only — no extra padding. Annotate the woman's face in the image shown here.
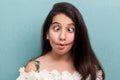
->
[47,13,75,55]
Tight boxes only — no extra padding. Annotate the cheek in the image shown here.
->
[67,34,74,43]
[48,32,59,43]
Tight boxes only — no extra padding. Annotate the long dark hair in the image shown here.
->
[41,2,105,80]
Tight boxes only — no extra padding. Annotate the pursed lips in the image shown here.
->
[55,42,72,49]
[56,43,66,49]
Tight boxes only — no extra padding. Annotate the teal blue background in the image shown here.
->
[0,0,120,80]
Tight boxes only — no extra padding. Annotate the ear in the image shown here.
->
[46,34,49,40]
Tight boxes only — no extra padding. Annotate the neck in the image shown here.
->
[48,51,72,62]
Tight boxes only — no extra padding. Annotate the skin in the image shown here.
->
[47,13,75,59]
[25,13,76,74]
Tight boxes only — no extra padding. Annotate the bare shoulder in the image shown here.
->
[25,56,45,72]
[25,60,36,72]
[25,55,49,72]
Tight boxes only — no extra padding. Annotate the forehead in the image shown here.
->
[52,13,74,24]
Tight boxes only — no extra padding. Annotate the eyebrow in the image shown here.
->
[51,22,75,26]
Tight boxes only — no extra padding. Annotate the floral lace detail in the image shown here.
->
[96,70,103,80]
[16,67,103,80]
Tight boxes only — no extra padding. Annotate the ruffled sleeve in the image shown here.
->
[96,70,103,80]
[16,67,41,80]
[86,70,103,80]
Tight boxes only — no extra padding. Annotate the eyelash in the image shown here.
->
[67,27,75,33]
[53,26,60,31]
[52,26,75,33]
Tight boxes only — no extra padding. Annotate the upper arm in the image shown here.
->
[25,61,36,72]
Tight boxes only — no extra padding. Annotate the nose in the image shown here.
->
[59,29,66,41]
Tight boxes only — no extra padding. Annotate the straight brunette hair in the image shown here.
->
[41,2,105,80]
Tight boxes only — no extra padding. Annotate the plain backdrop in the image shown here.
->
[0,0,120,80]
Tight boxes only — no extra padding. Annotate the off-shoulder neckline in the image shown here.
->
[20,67,81,76]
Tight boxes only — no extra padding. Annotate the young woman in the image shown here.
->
[17,2,105,80]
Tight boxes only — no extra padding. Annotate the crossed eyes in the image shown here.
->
[52,26,75,33]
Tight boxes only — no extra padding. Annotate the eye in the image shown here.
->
[53,26,60,31]
[67,27,75,33]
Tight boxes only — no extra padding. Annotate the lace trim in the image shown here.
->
[17,67,81,80]
[17,67,103,80]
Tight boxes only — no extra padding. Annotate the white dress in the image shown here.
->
[16,67,103,80]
